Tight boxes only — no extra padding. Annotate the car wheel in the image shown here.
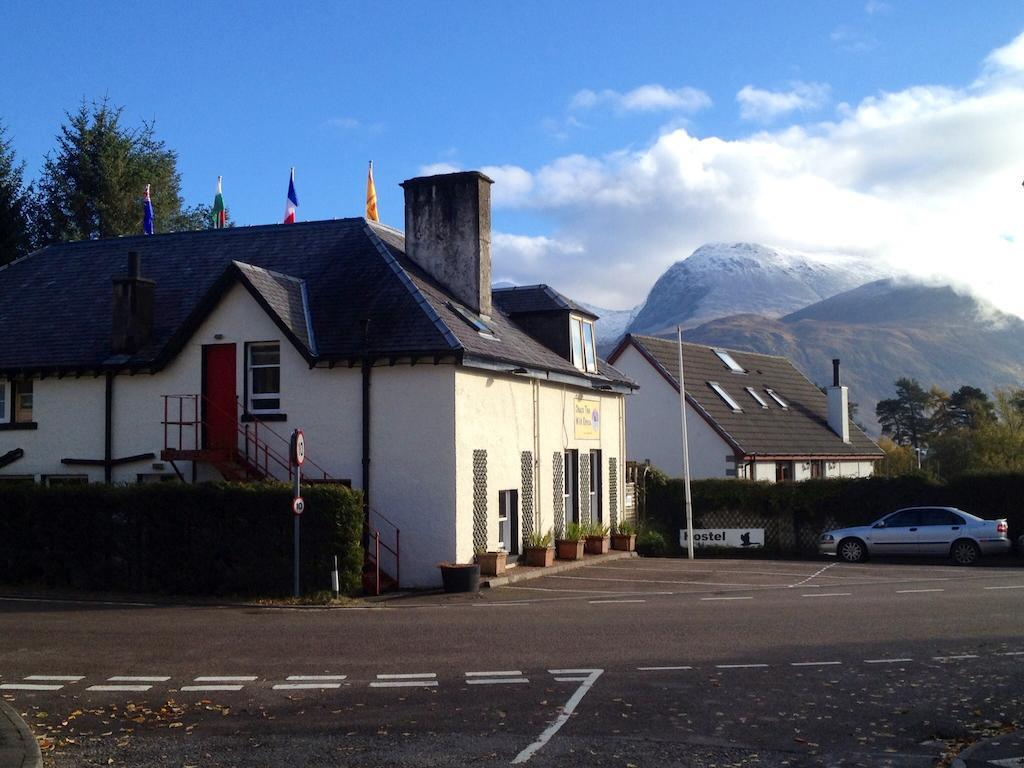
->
[951,539,980,566]
[838,538,867,563]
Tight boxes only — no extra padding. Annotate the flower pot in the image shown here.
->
[524,546,554,567]
[611,533,637,552]
[584,535,610,555]
[477,551,507,576]
[439,563,480,593]
[556,539,584,561]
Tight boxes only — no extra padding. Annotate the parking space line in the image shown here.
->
[24,675,83,681]
[181,684,244,691]
[272,682,342,690]
[801,592,851,598]
[791,661,842,666]
[637,665,693,671]
[466,677,529,685]
[87,684,152,692]
[864,658,913,664]
[194,676,258,682]
[700,596,753,601]
[109,676,170,682]
[286,675,347,681]
[0,683,64,691]
[371,673,438,688]
[897,588,944,593]
[716,663,769,669]
[465,670,521,677]
[932,654,979,661]
[984,585,1024,590]
[588,599,646,604]
[997,651,1024,656]
[548,575,788,588]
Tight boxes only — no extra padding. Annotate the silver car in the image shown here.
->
[819,506,1011,565]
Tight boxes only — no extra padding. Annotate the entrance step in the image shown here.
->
[481,550,638,589]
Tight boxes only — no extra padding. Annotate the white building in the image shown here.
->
[608,334,881,481]
[0,171,635,587]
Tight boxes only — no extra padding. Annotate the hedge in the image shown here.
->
[644,473,1024,557]
[0,482,363,596]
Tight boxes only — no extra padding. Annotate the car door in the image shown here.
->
[917,508,965,556]
[867,509,924,555]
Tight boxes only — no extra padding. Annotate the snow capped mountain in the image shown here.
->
[577,301,642,353]
[628,243,888,336]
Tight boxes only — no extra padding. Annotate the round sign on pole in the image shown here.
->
[292,496,305,516]
[291,429,305,467]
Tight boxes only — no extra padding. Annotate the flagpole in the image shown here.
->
[677,325,695,560]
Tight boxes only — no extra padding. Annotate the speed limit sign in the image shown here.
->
[292,496,305,516]
[291,429,305,467]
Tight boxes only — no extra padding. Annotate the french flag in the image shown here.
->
[284,167,298,224]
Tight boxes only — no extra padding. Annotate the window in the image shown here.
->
[745,386,768,408]
[775,462,794,482]
[921,508,965,526]
[765,388,788,409]
[43,475,88,486]
[569,316,598,374]
[809,460,824,479]
[13,380,33,423]
[884,509,923,527]
[497,490,519,555]
[0,381,6,424]
[590,449,602,524]
[713,349,745,373]
[247,342,281,413]
[563,450,579,525]
[448,302,496,339]
[708,381,742,412]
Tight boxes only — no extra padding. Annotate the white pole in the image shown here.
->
[677,326,695,560]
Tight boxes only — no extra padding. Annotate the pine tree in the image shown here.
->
[35,99,198,244]
[0,120,34,265]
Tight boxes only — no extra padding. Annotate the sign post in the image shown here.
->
[290,429,305,598]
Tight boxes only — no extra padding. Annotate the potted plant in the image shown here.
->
[584,522,611,555]
[611,520,638,551]
[438,561,481,593]
[524,529,554,567]
[556,522,585,561]
[477,549,508,576]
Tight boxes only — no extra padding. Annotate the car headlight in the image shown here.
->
[820,534,835,543]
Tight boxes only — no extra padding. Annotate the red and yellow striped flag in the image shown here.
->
[366,161,379,222]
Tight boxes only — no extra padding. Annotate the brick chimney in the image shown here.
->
[827,358,850,443]
[401,171,493,318]
[112,251,155,354]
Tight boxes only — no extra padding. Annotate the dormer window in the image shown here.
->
[570,315,598,373]
[713,349,745,373]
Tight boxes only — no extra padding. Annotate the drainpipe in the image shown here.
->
[532,379,540,534]
[104,372,114,483]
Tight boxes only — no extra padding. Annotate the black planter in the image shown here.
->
[439,564,480,593]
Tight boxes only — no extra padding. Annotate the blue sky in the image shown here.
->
[4,2,1024,313]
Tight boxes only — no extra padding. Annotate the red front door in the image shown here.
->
[202,344,237,452]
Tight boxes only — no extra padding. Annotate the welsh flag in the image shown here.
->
[284,167,298,224]
[211,176,227,229]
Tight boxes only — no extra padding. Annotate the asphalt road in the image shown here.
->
[2,557,1023,767]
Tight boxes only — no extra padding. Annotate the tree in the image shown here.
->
[0,120,34,265]
[875,377,932,450]
[35,99,202,244]
[947,385,995,430]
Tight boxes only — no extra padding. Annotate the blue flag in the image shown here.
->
[143,184,155,235]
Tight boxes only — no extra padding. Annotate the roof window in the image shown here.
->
[713,348,745,373]
[765,388,789,409]
[708,381,742,412]
[570,315,598,374]
[745,386,768,408]
[448,302,497,339]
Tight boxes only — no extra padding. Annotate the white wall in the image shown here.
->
[614,344,731,479]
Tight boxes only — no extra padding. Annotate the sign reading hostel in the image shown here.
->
[574,397,601,440]
[679,528,765,549]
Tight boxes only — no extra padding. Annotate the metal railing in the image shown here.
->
[367,506,401,595]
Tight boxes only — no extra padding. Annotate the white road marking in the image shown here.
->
[473,601,531,605]
[193,676,258,682]
[181,685,244,691]
[0,683,63,691]
[996,651,1024,656]
[465,671,522,677]
[897,588,944,593]
[554,676,590,682]
[864,658,913,664]
[512,669,603,764]
[789,562,838,588]
[87,685,152,692]
[375,673,436,679]
[801,592,851,598]
[24,675,83,681]
[791,661,842,667]
[700,596,753,601]
[588,599,646,604]
[549,574,786,588]
[272,682,342,690]
[932,654,980,661]
[108,676,170,682]
[371,673,437,688]
[466,678,529,685]
[984,585,1024,590]
[715,663,769,669]
[0,596,155,607]
[286,675,347,681]
[637,665,693,671]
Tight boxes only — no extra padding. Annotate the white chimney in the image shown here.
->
[827,358,850,443]
[401,171,493,318]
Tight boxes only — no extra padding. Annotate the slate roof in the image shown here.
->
[0,218,633,389]
[492,284,597,319]
[611,334,882,458]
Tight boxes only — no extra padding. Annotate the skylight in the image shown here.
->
[708,381,742,412]
[448,302,496,338]
[713,348,745,373]
[765,388,788,409]
[745,386,768,408]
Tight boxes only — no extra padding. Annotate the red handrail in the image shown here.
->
[367,506,400,590]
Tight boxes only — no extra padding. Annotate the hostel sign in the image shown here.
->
[679,528,765,549]
[574,397,601,440]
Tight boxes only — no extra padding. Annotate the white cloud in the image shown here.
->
[415,163,534,207]
[482,34,1024,318]
[418,162,461,176]
[570,84,711,114]
[737,82,831,122]
[864,1,890,15]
